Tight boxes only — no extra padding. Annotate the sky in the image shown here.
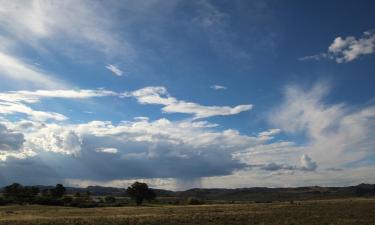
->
[0,0,374,190]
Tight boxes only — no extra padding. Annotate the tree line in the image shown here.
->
[0,181,156,207]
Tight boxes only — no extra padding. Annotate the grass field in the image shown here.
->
[0,198,374,225]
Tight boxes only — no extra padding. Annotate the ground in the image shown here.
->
[0,198,374,225]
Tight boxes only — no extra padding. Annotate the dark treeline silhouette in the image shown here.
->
[1,183,68,206]
[1,182,375,207]
[0,182,157,207]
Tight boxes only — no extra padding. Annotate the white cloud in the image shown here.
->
[134,116,149,121]
[163,102,253,119]
[0,51,67,89]
[0,148,36,162]
[300,30,375,63]
[0,89,116,121]
[128,86,176,105]
[0,89,116,103]
[26,124,82,155]
[0,117,258,184]
[106,64,123,76]
[300,154,317,171]
[210,84,227,90]
[0,101,68,121]
[257,128,281,141]
[0,83,373,188]
[270,82,375,167]
[96,147,118,154]
[0,0,131,58]
[328,31,375,63]
[74,118,260,151]
[298,54,326,62]
[126,86,253,119]
[0,1,135,90]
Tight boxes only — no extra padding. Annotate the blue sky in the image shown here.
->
[0,0,374,190]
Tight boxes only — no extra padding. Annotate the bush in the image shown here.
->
[105,196,116,203]
[32,196,64,206]
[62,196,73,205]
[187,197,205,205]
[70,201,98,208]
[69,195,98,208]
[0,197,10,206]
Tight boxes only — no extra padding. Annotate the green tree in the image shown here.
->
[126,182,156,206]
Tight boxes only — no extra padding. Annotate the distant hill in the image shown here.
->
[6,183,373,202]
[171,183,375,202]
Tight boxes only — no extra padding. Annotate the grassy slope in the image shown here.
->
[0,198,374,225]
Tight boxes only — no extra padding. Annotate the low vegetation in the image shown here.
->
[0,199,374,225]
[1,182,375,224]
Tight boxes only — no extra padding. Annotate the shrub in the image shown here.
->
[104,196,116,203]
[0,197,9,206]
[33,196,64,206]
[62,196,73,205]
[187,197,205,205]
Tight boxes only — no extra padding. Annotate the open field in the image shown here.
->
[0,198,374,225]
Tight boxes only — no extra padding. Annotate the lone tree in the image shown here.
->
[126,182,156,206]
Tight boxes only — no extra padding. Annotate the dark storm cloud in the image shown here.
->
[0,124,25,151]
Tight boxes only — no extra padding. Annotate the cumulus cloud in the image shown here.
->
[300,154,317,171]
[106,64,123,76]
[328,31,375,63]
[244,153,317,172]
[126,86,253,119]
[210,84,227,90]
[0,116,287,185]
[26,125,82,155]
[299,30,375,63]
[0,83,372,188]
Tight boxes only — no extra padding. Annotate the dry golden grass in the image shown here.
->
[0,198,374,225]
